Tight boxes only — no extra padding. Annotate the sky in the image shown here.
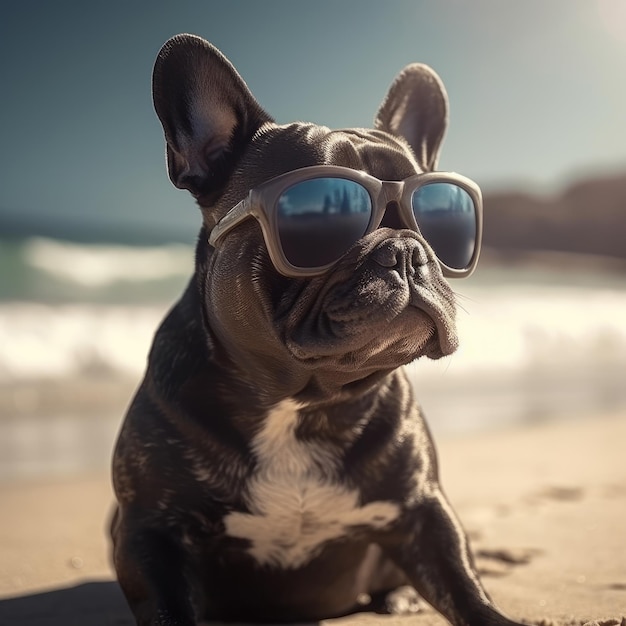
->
[1,0,626,241]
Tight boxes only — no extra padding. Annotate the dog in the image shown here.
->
[111,34,524,626]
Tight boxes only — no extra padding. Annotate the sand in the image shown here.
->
[0,412,624,626]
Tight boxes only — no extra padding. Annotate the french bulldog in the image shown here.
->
[111,34,524,626]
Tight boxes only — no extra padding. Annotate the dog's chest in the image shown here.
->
[223,400,399,569]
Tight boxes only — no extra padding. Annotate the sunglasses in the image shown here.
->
[209,166,483,278]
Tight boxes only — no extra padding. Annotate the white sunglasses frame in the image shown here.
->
[209,165,483,278]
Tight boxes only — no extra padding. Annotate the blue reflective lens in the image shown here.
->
[411,183,476,269]
[277,178,372,267]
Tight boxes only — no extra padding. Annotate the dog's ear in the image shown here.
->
[375,64,448,172]
[152,34,272,199]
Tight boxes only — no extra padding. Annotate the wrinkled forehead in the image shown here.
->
[237,122,422,187]
[323,127,422,181]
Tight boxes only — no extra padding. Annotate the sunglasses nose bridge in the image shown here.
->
[377,180,414,231]
[380,180,404,206]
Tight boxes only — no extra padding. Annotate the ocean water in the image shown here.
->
[1,236,625,480]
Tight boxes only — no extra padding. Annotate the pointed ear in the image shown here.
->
[375,64,449,172]
[152,34,272,199]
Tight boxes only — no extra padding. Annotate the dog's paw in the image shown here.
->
[382,585,425,615]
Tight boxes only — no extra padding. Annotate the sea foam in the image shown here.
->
[23,237,193,287]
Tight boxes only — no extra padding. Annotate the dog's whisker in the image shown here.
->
[452,291,473,316]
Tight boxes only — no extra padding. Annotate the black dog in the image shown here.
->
[111,34,523,626]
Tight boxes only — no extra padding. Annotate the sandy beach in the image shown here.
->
[0,411,624,626]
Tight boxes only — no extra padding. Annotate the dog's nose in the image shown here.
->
[372,236,429,274]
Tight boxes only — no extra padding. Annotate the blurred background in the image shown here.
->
[1,0,625,482]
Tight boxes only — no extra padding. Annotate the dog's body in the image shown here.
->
[111,35,523,626]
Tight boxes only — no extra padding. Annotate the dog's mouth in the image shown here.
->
[283,230,458,371]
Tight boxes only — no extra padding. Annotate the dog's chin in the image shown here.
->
[284,262,458,374]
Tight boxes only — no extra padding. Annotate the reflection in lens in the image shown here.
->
[277,178,372,267]
[411,183,476,269]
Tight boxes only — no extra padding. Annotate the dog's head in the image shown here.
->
[152,34,479,402]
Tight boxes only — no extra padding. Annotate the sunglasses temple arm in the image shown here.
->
[208,198,252,247]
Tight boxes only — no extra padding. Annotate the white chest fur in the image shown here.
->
[223,400,400,569]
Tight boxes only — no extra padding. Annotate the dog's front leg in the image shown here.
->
[112,514,196,626]
[383,489,524,626]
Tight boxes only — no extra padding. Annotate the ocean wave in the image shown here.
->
[0,302,166,381]
[22,237,194,287]
[411,282,626,378]
[1,280,626,388]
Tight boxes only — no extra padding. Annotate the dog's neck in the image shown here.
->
[207,333,400,414]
